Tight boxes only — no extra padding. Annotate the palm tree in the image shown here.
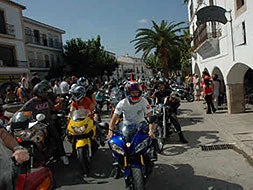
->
[131,20,187,77]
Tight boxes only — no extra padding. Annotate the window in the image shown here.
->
[242,21,246,44]
[25,27,32,43]
[42,34,48,46]
[0,10,6,34]
[0,45,15,66]
[34,30,40,45]
[48,34,53,47]
[236,0,245,10]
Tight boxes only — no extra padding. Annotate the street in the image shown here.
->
[50,101,253,190]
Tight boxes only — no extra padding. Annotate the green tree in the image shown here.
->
[131,20,187,77]
[63,36,118,79]
[144,53,162,74]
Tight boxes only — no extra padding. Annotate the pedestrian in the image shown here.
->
[193,74,201,101]
[17,73,29,102]
[29,72,41,89]
[53,79,62,96]
[203,77,216,114]
[59,76,70,99]
[4,87,15,103]
[212,74,221,110]
[187,74,194,94]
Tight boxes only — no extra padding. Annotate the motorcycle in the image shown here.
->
[8,112,51,168]
[14,159,54,190]
[66,108,98,177]
[170,83,194,102]
[95,89,110,114]
[108,121,155,190]
[13,151,53,190]
[152,96,181,153]
[109,87,124,116]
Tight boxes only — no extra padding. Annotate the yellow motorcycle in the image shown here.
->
[67,108,97,176]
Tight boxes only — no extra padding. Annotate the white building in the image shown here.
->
[115,54,153,81]
[187,0,253,113]
[0,0,28,83]
[24,16,65,79]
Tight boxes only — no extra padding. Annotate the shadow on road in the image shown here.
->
[49,147,114,188]
[160,130,222,157]
[146,163,243,190]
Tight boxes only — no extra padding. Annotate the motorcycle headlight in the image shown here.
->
[109,142,125,155]
[135,138,150,154]
[71,124,87,134]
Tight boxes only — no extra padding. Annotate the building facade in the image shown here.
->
[115,54,153,81]
[24,16,65,79]
[187,0,253,113]
[0,0,28,83]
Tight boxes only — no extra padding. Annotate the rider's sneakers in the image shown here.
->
[61,156,69,165]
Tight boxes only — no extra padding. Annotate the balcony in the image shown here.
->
[193,23,221,59]
[29,59,50,68]
[0,60,27,67]
[0,23,15,37]
[25,34,62,49]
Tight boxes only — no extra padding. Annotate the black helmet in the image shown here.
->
[11,111,32,131]
[33,81,53,99]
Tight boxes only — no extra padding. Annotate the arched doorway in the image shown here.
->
[227,63,250,113]
[212,67,226,108]
[244,68,253,107]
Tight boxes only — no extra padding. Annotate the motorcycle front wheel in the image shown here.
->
[77,146,90,176]
[126,167,144,190]
[154,123,164,153]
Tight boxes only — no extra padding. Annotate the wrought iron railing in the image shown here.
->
[0,23,15,36]
[0,60,28,67]
[29,59,50,68]
[25,34,62,49]
[193,22,221,50]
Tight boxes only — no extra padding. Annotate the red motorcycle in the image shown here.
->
[13,154,53,190]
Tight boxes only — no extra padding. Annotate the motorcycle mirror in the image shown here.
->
[36,114,46,122]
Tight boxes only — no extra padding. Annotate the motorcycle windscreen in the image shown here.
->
[70,109,91,121]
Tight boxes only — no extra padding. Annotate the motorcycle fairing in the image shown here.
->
[75,138,91,149]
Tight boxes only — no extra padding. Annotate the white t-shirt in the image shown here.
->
[114,97,152,125]
[53,84,62,95]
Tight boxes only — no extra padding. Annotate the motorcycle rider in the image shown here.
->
[151,80,188,143]
[69,85,95,115]
[16,81,69,165]
[68,85,103,154]
[106,80,157,178]
[0,126,30,190]
[77,77,100,122]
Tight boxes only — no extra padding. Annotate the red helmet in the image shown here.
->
[124,81,142,103]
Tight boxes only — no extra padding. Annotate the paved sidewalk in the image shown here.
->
[179,100,253,165]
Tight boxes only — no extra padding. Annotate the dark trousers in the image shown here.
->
[169,113,182,133]
[48,119,66,158]
[205,94,216,113]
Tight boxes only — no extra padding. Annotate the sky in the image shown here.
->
[14,0,188,57]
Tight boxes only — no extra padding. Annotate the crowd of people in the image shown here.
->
[0,70,227,188]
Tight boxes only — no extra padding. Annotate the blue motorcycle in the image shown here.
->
[108,121,154,190]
